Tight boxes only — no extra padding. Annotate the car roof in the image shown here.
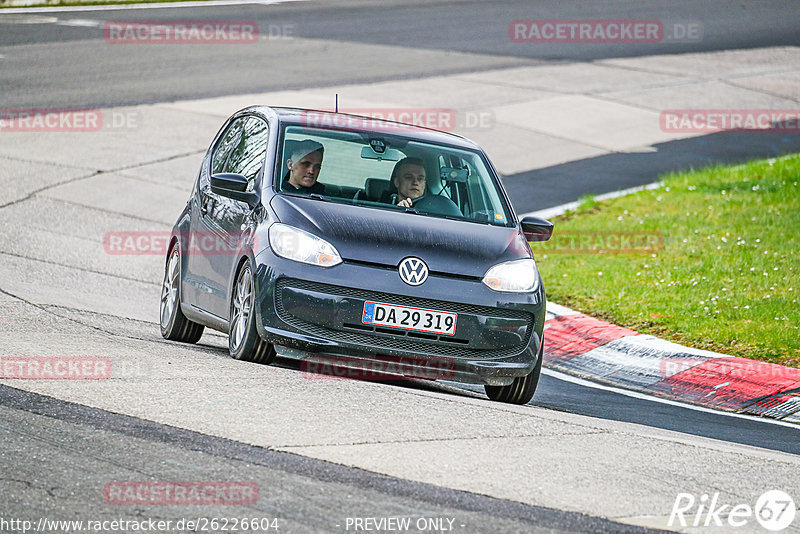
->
[243,106,483,151]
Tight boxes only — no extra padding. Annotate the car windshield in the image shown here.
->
[275,125,514,226]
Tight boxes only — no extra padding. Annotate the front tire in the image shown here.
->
[485,341,543,405]
[160,245,204,343]
[229,261,275,364]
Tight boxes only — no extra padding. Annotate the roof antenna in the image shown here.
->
[335,93,339,113]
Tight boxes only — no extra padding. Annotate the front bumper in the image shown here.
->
[252,253,545,386]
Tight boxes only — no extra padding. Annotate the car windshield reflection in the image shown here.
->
[276,126,513,226]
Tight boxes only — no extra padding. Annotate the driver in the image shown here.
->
[391,157,426,207]
[283,140,325,194]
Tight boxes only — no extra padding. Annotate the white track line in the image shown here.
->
[57,17,101,26]
[543,367,800,429]
[520,181,663,220]
[0,0,304,14]
[523,153,800,221]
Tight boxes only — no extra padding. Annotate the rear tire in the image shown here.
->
[485,341,543,405]
[229,261,275,364]
[160,245,204,343]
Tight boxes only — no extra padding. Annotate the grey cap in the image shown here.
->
[289,140,324,162]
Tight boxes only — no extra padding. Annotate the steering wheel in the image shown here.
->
[410,194,461,216]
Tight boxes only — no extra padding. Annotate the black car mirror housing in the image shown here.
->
[211,173,261,209]
[520,216,554,242]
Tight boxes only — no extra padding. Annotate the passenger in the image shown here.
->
[283,140,325,194]
[391,157,426,207]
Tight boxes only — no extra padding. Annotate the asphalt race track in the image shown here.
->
[2,1,800,533]
[2,0,800,108]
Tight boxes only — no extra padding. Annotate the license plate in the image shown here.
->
[362,301,457,336]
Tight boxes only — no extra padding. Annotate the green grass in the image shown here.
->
[534,154,800,368]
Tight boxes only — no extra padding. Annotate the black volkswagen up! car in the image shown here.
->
[160,107,553,404]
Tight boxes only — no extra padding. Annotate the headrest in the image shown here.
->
[365,178,394,201]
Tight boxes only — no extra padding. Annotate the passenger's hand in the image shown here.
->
[397,198,413,208]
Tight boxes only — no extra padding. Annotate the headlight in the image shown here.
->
[268,223,342,267]
[482,258,540,292]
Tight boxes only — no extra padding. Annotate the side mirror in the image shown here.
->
[211,173,260,209]
[520,216,554,242]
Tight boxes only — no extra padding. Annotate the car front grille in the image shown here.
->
[274,278,534,360]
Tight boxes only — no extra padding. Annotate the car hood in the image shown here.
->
[270,195,532,277]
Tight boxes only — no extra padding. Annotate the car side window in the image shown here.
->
[222,117,269,192]
[211,117,246,176]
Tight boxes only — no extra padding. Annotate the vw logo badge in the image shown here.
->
[398,257,428,286]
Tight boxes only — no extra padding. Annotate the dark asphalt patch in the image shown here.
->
[0,383,663,533]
